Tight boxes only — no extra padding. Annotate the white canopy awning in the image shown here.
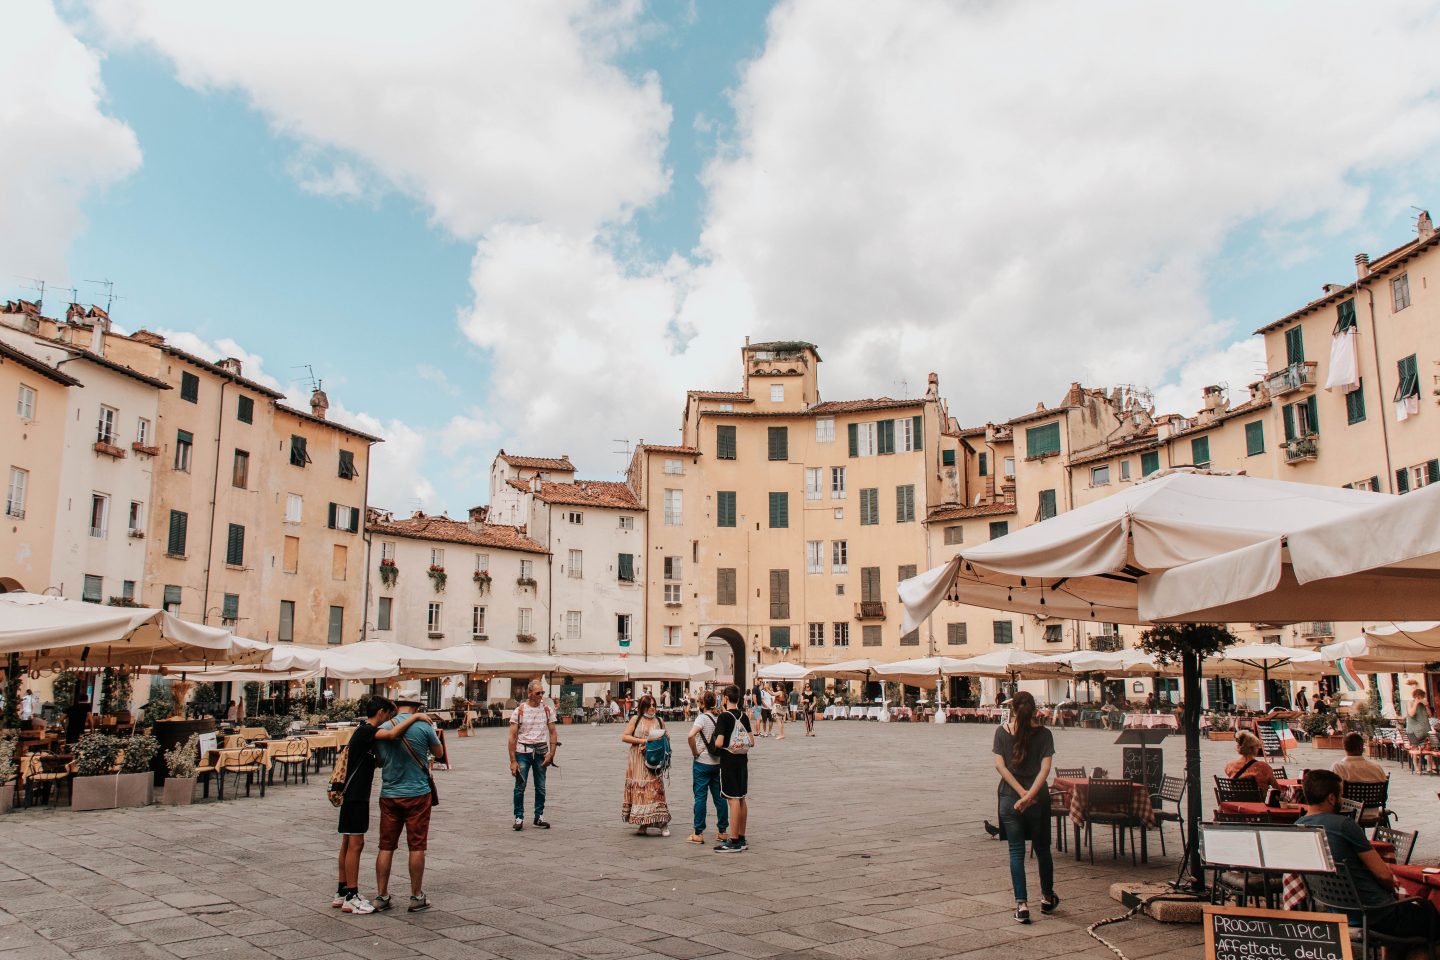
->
[1320,623,1440,672]
[624,655,715,681]
[944,649,1065,678]
[1044,649,1166,677]
[807,658,882,681]
[756,662,812,681]
[873,656,971,686]
[552,656,630,682]
[431,643,555,678]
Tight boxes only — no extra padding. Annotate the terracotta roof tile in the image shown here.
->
[698,397,922,418]
[49,343,173,390]
[505,478,644,510]
[1067,438,1161,468]
[639,444,702,455]
[1006,405,1067,427]
[367,511,547,554]
[687,390,753,402]
[274,403,384,444]
[926,501,1018,522]
[498,451,575,471]
[0,341,83,388]
[158,344,286,399]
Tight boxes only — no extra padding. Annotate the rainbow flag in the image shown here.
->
[1336,658,1362,693]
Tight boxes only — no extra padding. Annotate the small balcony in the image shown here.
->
[1300,621,1335,639]
[93,440,127,459]
[1265,361,1318,398]
[1284,436,1318,464]
[516,633,537,643]
[1089,633,1124,652]
[855,601,887,621]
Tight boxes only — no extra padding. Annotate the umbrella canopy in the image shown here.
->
[945,649,1064,678]
[551,656,630,682]
[756,662,813,681]
[899,472,1396,629]
[1320,624,1440,672]
[1047,649,1166,677]
[316,640,459,677]
[0,592,259,668]
[873,655,971,686]
[431,643,555,677]
[807,658,881,681]
[1215,643,1329,710]
[625,655,716,681]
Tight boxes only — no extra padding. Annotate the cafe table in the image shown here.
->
[1124,713,1179,730]
[1275,778,1303,803]
[1052,776,1156,862]
[1392,864,1440,910]
[1217,801,1306,823]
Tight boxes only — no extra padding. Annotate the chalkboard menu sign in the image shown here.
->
[1203,905,1351,960]
[1122,747,1163,792]
[1258,725,1284,758]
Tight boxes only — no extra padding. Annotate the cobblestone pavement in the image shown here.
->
[1,720,1435,960]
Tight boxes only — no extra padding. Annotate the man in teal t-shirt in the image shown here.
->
[373,697,445,914]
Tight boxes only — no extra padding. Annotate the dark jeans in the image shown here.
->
[999,790,1053,903]
[514,750,547,819]
[692,761,728,834]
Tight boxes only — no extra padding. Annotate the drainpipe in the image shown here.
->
[359,440,376,642]
[1364,287,1396,489]
[545,500,554,654]
[201,379,229,623]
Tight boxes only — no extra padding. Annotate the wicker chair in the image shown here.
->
[24,754,74,807]
[1213,775,1263,805]
[1305,863,1437,960]
[1049,788,1071,852]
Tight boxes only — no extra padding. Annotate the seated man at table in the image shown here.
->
[1297,769,1439,943]
[1331,732,1388,784]
[1223,731,1278,796]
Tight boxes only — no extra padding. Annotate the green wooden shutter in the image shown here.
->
[978,452,989,476]
[1396,467,1410,493]
[769,626,791,649]
[236,395,253,423]
[1428,460,1440,485]
[1140,451,1159,476]
[1335,299,1357,332]
[167,511,188,556]
[1038,489,1057,520]
[1245,421,1264,456]
[617,553,634,581]
[942,449,956,466]
[327,502,337,529]
[717,491,736,528]
[1284,326,1304,365]
[1191,436,1210,466]
[911,414,923,450]
[1302,395,1319,436]
[768,426,788,461]
[989,520,1008,539]
[1346,382,1367,424]
[226,523,244,566]
[877,419,895,455]
[222,593,239,620]
[1369,475,1380,492]
[1282,404,1296,443]
[349,505,360,533]
[1397,355,1419,399]
[847,422,858,457]
[716,425,736,460]
[768,492,788,528]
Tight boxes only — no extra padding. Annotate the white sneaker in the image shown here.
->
[331,893,347,908]
[343,894,375,915]
[661,828,671,837]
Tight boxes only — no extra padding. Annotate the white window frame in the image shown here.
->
[618,515,634,530]
[899,416,915,452]
[830,466,846,499]
[808,622,825,647]
[566,610,582,640]
[831,539,848,573]
[770,384,784,403]
[136,417,150,447]
[663,458,683,475]
[1412,464,1433,490]
[833,622,850,647]
[89,493,109,539]
[806,540,823,575]
[16,384,36,421]
[1120,460,1132,481]
[805,467,823,501]
[96,405,117,445]
[1003,457,1016,479]
[472,605,485,637]
[285,494,303,524]
[1393,273,1411,312]
[6,467,28,518]
[475,552,489,573]
[380,540,395,562]
[1091,464,1110,487]
[518,608,533,636]
[664,489,682,527]
[833,507,843,520]
[856,422,877,457]
[617,614,633,644]
[663,625,682,647]
[815,417,835,443]
[431,547,445,568]
[519,558,534,580]
[566,510,584,525]
[128,500,143,535]
[335,504,354,532]
[568,548,583,579]
[427,601,443,634]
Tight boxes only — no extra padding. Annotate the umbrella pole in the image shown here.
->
[1260,664,1269,713]
[1179,648,1206,893]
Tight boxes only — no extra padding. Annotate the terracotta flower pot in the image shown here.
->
[1312,736,1346,750]
[161,777,197,805]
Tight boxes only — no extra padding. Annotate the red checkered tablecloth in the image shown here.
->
[1053,777,1156,827]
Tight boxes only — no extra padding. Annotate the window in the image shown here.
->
[232,449,249,488]
[237,394,253,424]
[6,468,26,519]
[1396,354,1420,401]
[226,523,244,566]
[1348,476,1381,493]
[767,426,788,461]
[1410,459,1440,491]
[851,421,877,457]
[88,494,108,539]
[1038,489,1057,521]
[332,543,347,580]
[617,553,634,582]
[121,580,134,601]
[815,417,835,443]
[989,520,1009,540]
[715,404,733,412]
[770,384,784,403]
[329,503,358,532]
[994,620,1014,644]
[1283,396,1319,440]
[664,489,682,526]
[716,425,736,460]
[1284,325,1304,366]
[859,487,879,525]
[568,549,583,579]
[135,417,149,447]
[285,494,302,524]
[942,448,956,466]
[862,625,882,647]
[338,450,356,480]
[380,540,395,561]
[616,614,631,645]
[1026,422,1061,458]
[378,597,392,631]
[835,583,845,595]
[278,600,295,642]
[978,451,989,476]
[1090,465,1110,487]
[900,415,922,452]
[1346,379,1367,424]
[769,569,790,619]
[1120,460,1132,480]
[472,605,485,638]
[520,558,533,580]
[1335,298,1357,332]
[895,484,915,522]
[806,541,823,574]
[283,535,299,573]
[664,625,682,647]
[717,568,736,605]
[180,371,199,403]
[663,458,683,475]
[429,547,445,568]
[1141,451,1160,476]
[1043,624,1064,643]
[768,491,789,528]
[943,526,962,545]
[328,606,344,645]
[427,602,443,635]
[96,405,117,445]
[82,575,102,603]
[947,623,967,645]
[834,508,843,520]
[805,467,823,501]
[900,627,920,646]
[289,434,310,467]
[16,384,35,420]
[833,622,850,647]
[163,585,182,613]
[1245,420,1265,456]
[876,419,895,455]
[769,626,791,649]
[618,515,634,530]
[831,466,846,499]
[809,623,825,647]
[1190,436,1211,468]
[1003,457,1015,478]
[860,566,881,603]
[1392,273,1411,312]
[898,564,917,584]
[174,430,193,472]
[663,556,682,604]
[831,539,848,573]
[716,490,736,527]
[167,510,188,556]
[127,500,143,535]
[518,608,533,636]
[565,510,583,525]
[222,594,239,622]
[566,611,582,640]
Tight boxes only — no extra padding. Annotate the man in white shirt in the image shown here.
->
[1330,732,1388,784]
[507,680,557,831]
[19,689,35,725]
[686,692,729,844]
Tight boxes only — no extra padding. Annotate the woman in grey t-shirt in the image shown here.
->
[992,691,1059,924]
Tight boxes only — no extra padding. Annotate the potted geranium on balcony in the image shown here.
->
[473,569,492,594]
[427,564,447,592]
[379,558,398,588]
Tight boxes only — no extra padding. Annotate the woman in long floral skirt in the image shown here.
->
[620,695,671,836]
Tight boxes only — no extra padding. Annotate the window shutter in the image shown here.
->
[1428,460,1440,485]
[769,569,789,619]
[717,491,735,527]
[237,395,253,423]
[716,425,736,460]
[1038,489,1057,520]
[1303,395,1319,436]
[1396,468,1410,494]
[226,523,244,566]
[768,426,788,461]
[979,452,989,476]
[911,415,923,450]
[847,423,858,458]
[349,506,360,533]
[1334,299,1357,333]
[328,502,337,529]
[768,492,788,528]
[1140,451,1158,476]
[718,568,736,605]
[1285,326,1304,365]
[877,419,895,455]
[167,511,187,556]
[1370,475,1381,492]
[1282,404,1295,443]
[618,553,634,581]
[942,449,955,466]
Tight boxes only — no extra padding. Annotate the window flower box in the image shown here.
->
[516,633,537,643]
[516,576,537,588]
[94,440,127,459]
[473,570,492,594]
[427,565,446,593]
[379,559,398,588]
[131,443,160,457]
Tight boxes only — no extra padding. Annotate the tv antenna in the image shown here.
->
[293,364,321,392]
[83,279,125,314]
[613,438,631,474]
[894,377,910,399]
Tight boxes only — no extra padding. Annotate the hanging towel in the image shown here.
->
[1395,394,1419,421]
[1324,329,1360,393]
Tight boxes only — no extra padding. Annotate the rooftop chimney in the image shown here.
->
[1321,283,1345,295]
[1355,253,1370,278]
[310,387,329,419]
[926,372,938,399]
[1419,210,1435,240]
[130,329,166,346]
[217,357,243,376]
[467,505,487,531]
[530,475,542,494]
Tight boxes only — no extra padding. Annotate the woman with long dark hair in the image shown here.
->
[620,694,672,836]
[992,690,1059,923]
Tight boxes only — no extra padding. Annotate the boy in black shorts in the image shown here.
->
[333,697,428,914]
[710,684,753,853]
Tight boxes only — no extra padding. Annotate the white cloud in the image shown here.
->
[0,1,140,284]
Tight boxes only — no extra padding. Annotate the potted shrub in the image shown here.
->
[161,734,200,805]
[71,733,121,811]
[113,734,159,807]
[379,558,398,587]
[427,564,447,592]
[1301,712,1343,749]
[0,737,16,815]
[558,692,579,725]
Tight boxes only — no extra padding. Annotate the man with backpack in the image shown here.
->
[373,697,445,913]
[709,684,753,853]
[686,691,729,844]
[509,679,557,831]
[330,697,429,915]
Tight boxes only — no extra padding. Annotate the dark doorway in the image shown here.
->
[706,628,747,691]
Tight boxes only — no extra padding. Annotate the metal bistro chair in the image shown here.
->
[1342,780,1391,828]
[270,738,310,786]
[1050,786,1071,853]
[219,747,267,800]
[1268,764,1288,780]
[1339,798,1366,823]
[1151,774,1186,858]
[1213,775,1263,805]
[25,754,74,807]
[1054,767,1086,780]
[1081,778,1145,865]
[1305,862,1438,960]
[1371,824,1417,865]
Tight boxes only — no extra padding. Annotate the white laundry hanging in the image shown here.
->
[1324,329,1360,393]
[1395,394,1419,421]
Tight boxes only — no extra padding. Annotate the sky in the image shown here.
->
[5,0,1440,517]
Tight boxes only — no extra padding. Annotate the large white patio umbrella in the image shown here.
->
[807,658,882,681]
[551,656,630,683]
[1048,649,1166,677]
[625,655,716,682]
[316,640,461,677]
[1320,623,1440,673]
[945,649,1065,677]
[431,643,555,678]
[1215,643,1326,711]
[756,662,813,681]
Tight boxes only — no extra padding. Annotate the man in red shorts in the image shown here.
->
[373,696,445,913]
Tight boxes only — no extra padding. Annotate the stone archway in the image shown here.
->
[0,577,23,594]
[705,628,748,691]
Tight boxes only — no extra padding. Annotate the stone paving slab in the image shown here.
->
[4,720,1433,959]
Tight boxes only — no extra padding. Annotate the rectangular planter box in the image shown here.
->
[72,772,154,811]
[1207,731,1235,741]
[161,777,197,806]
[1311,736,1345,750]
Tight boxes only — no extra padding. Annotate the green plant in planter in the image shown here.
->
[427,564,447,592]
[164,734,200,779]
[1350,700,1384,739]
[1299,712,1333,739]
[120,734,159,774]
[99,668,134,716]
[3,657,21,730]
[73,733,119,777]
[142,690,175,724]
[324,698,359,722]
[559,692,580,716]
[0,737,17,784]
[191,682,221,718]
[51,670,79,710]
[379,559,398,588]
[243,681,262,715]
[257,713,297,740]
